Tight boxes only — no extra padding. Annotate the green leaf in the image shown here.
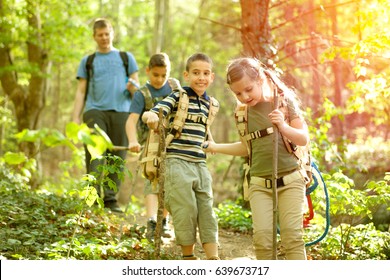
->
[3,152,27,165]
[15,129,41,142]
[78,130,95,146]
[81,186,98,207]
[7,239,22,245]
[42,130,67,147]
[65,122,80,141]
[93,124,113,148]
[87,134,108,160]
[66,122,90,143]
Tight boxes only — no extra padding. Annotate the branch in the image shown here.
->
[283,60,337,72]
[198,16,241,32]
[272,0,359,31]
[269,0,290,10]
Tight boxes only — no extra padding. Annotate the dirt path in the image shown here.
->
[131,212,256,260]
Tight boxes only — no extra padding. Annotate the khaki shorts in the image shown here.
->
[164,158,218,246]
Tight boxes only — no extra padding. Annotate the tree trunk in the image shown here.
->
[0,0,49,186]
[240,0,274,65]
[153,0,169,53]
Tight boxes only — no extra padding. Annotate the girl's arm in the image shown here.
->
[203,140,248,157]
[269,109,309,146]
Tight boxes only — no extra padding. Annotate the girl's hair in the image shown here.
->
[93,18,112,35]
[226,57,298,102]
[148,52,171,70]
[185,53,213,71]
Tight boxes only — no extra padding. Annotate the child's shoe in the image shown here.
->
[146,219,156,241]
[162,218,172,238]
[182,254,199,260]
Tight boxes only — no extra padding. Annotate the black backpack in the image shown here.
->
[84,51,129,99]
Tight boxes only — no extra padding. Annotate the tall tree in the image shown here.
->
[153,0,169,53]
[0,0,49,158]
[240,0,275,66]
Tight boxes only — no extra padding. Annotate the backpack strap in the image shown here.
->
[206,97,219,127]
[119,51,129,77]
[185,97,219,126]
[202,96,220,141]
[234,103,252,200]
[139,85,154,111]
[85,53,96,100]
[84,51,129,99]
[235,103,252,162]
[165,89,189,146]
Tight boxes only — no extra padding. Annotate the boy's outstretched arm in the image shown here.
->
[126,113,142,152]
[142,111,159,130]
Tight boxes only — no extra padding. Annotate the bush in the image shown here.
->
[215,200,252,233]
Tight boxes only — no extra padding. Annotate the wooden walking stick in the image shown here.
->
[154,108,166,259]
[272,86,279,260]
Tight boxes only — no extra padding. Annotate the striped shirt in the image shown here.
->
[150,86,218,163]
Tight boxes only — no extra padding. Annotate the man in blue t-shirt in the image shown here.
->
[72,18,139,213]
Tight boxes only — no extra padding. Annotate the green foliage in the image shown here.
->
[1,152,37,183]
[86,154,132,201]
[308,223,390,260]
[0,160,32,191]
[320,0,390,134]
[345,137,390,183]
[0,123,167,260]
[326,171,369,220]
[324,171,390,223]
[347,75,390,127]
[0,181,156,260]
[307,98,349,173]
[215,200,252,233]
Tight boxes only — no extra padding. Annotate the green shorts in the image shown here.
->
[164,158,218,246]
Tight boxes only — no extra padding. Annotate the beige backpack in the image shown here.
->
[140,87,219,186]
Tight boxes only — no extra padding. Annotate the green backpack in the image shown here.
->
[136,85,165,145]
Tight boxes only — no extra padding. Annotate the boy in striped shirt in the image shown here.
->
[142,53,220,260]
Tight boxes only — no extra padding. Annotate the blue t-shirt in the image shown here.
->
[130,82,172,114]
[76,49,138,113]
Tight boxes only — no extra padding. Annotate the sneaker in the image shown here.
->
[146,219,157,241]
[162,218,172,238]
[104,201,123,213]
[183,255,199,260]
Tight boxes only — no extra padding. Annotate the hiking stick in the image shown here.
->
[272,86,279,260]
[109,145,144,153]
[154,108,166,259]
[110,145,130,151]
